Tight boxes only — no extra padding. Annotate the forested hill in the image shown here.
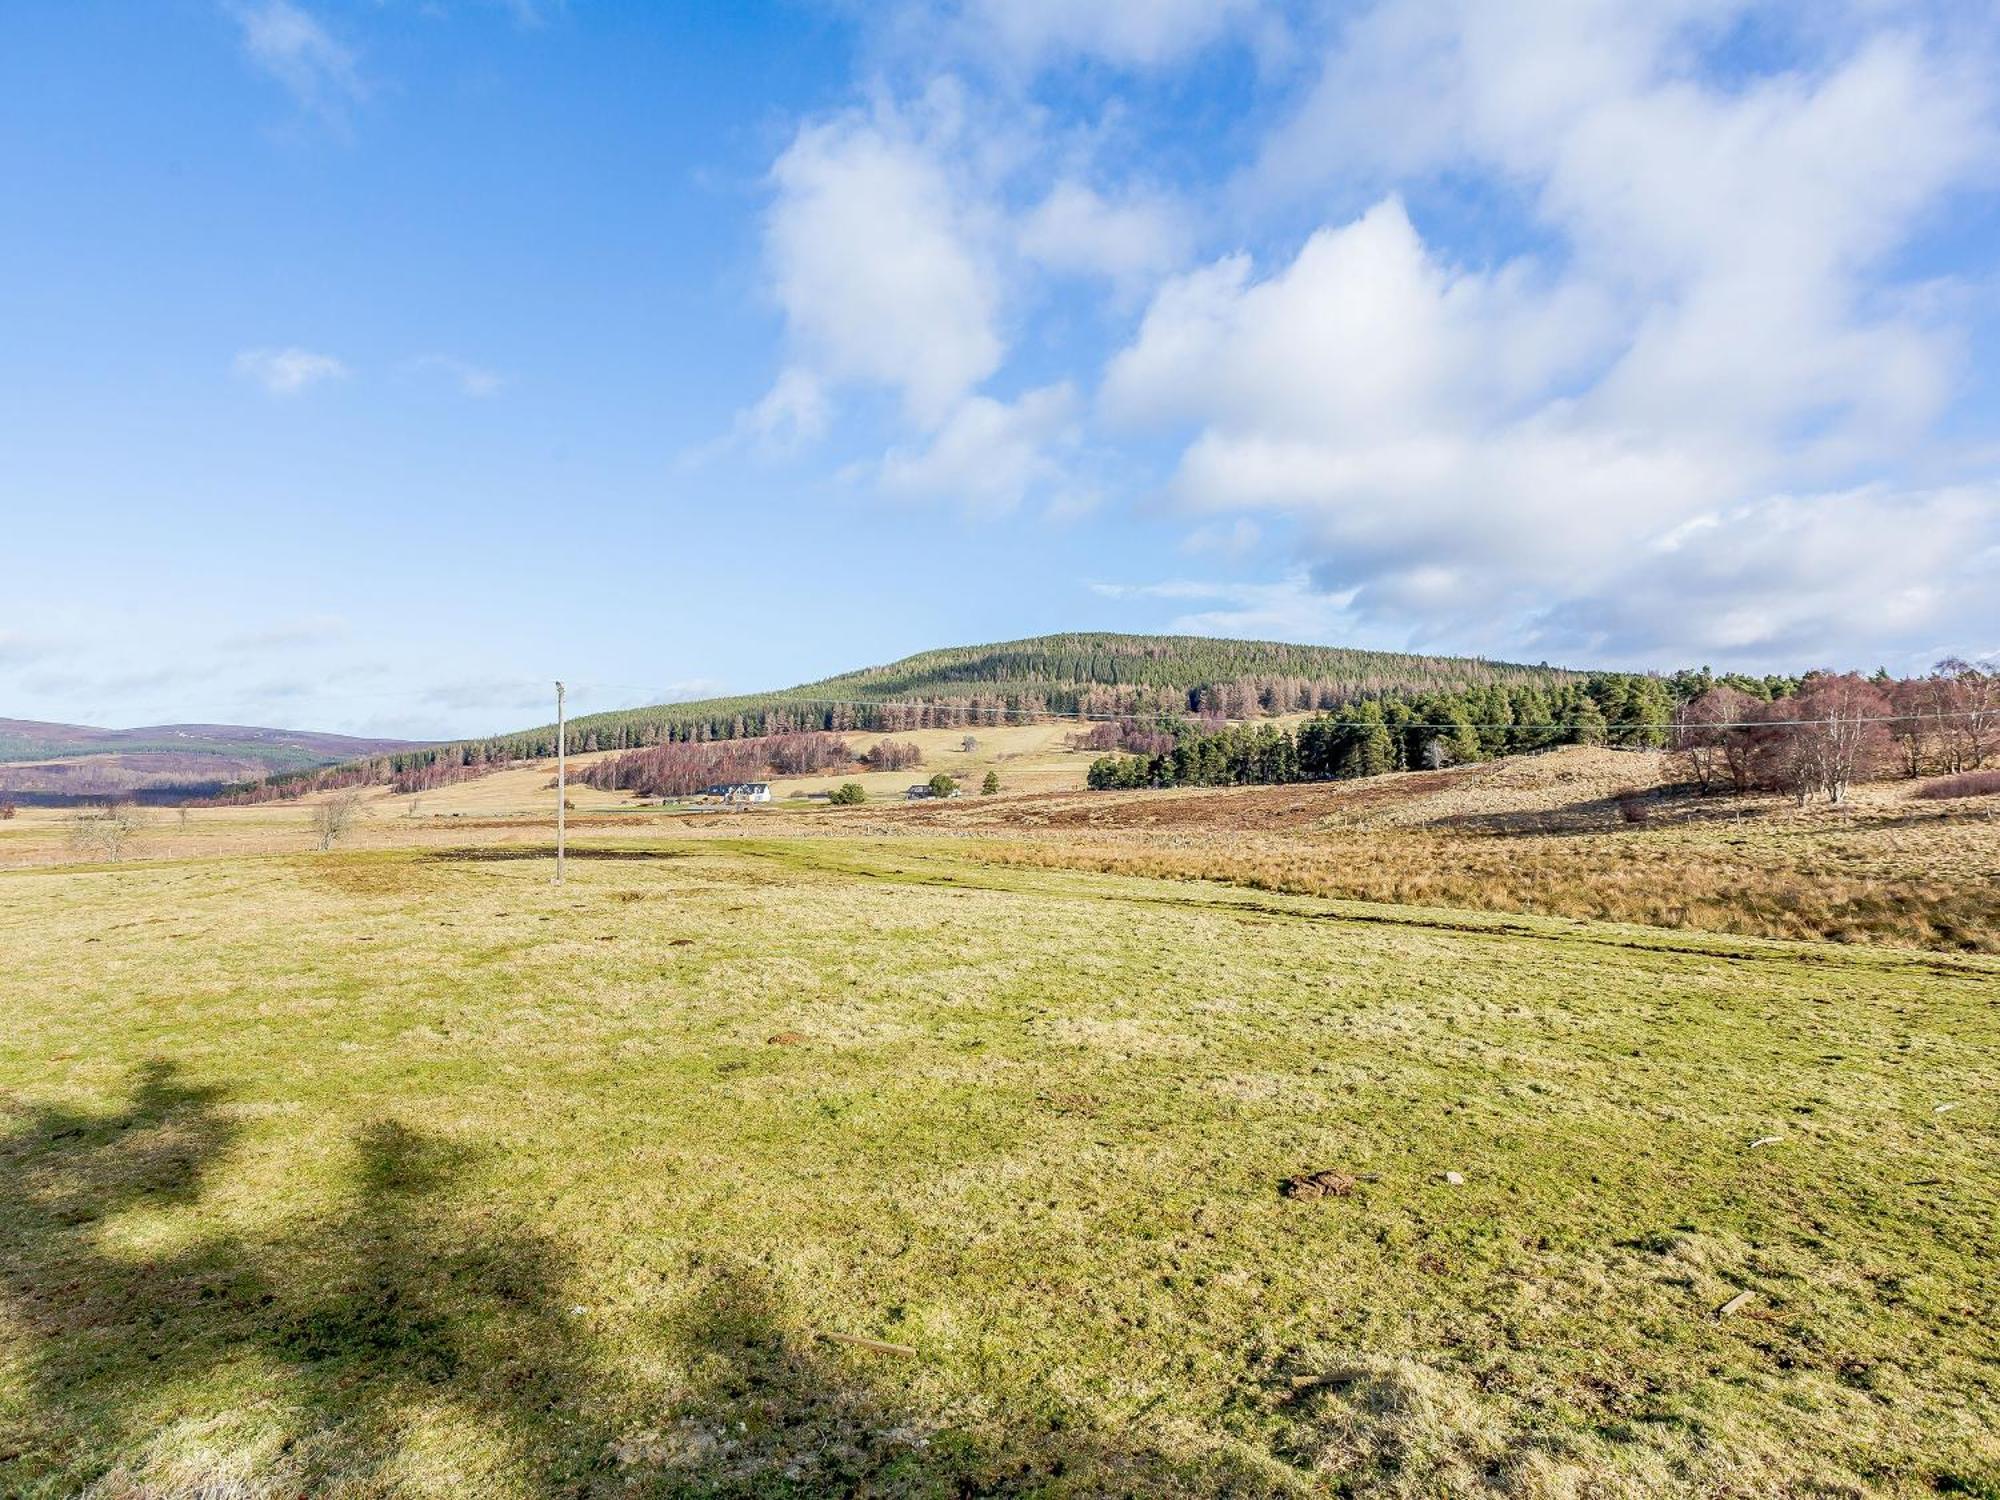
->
[214,633,1592,797]
[435,635,1579,763]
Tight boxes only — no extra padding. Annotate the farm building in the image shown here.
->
[700,783,772,803]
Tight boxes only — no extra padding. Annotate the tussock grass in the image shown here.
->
[1915,770,2000,801]
[2,839,1996,1496]
[971,824,2000,952]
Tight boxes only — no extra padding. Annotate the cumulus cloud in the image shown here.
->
[726,1,1997,667]
[234,346,349,395]
[763,100,1002,426]
[1018,180,1190,285]
[878,383,1081,514]
[231,1,363,123]
[1097,2,1999,662]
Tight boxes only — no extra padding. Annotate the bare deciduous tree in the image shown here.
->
[311,788,370,851]
[1765,674,1892,805]
[1671,685,1757,793]
[1934,658,1997,771]
[66,802,143,861]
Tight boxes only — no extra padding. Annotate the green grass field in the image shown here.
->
[3,837,1995,1497]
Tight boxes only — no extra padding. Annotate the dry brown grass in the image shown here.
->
[888,748,2000,952]
[969,824,2000,951]
[8,745,1990,952]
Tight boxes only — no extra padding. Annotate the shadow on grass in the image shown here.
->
[0,1064,613,1494]
[0,1063,1277,1497]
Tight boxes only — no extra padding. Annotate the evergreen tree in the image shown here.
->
[1571,693,1609,746]
[1352,700,1395,776]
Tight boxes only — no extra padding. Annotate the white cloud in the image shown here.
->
[231,1,363,123]
[878,383,1079,513]
[1526,483,2000,662]
[1104,198,1615,443]
[734,367,828,450]
[1095,3,1999,661]
[1091,573,1367,644]
[233,346,349,395]
[764,101,1002,426]
[409,354,504,398]
[1018,180,1190,284]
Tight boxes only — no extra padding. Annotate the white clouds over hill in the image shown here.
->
[742,0,1998,666]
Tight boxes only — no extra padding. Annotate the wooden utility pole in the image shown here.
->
[554,679,566,885]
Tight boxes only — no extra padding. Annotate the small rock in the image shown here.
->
[1443,1171,1466,1186]
[1280,1170,1357,1200]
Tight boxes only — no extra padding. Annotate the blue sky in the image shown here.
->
[2,1,1996,738]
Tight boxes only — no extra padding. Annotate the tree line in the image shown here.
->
[1086,673,1683,790]
[1672,661,1994,803]
[1084,662,1992,803]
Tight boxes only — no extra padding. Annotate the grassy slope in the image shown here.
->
[2,838,1994,1497]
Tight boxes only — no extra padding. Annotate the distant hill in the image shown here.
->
[0,720,419,803]
[215,633,1585,801]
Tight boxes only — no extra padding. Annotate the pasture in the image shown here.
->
[2,828,1995,1497]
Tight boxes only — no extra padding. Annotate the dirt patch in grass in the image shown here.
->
[295,851,427,896]
[1279,1169,1358,1200]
